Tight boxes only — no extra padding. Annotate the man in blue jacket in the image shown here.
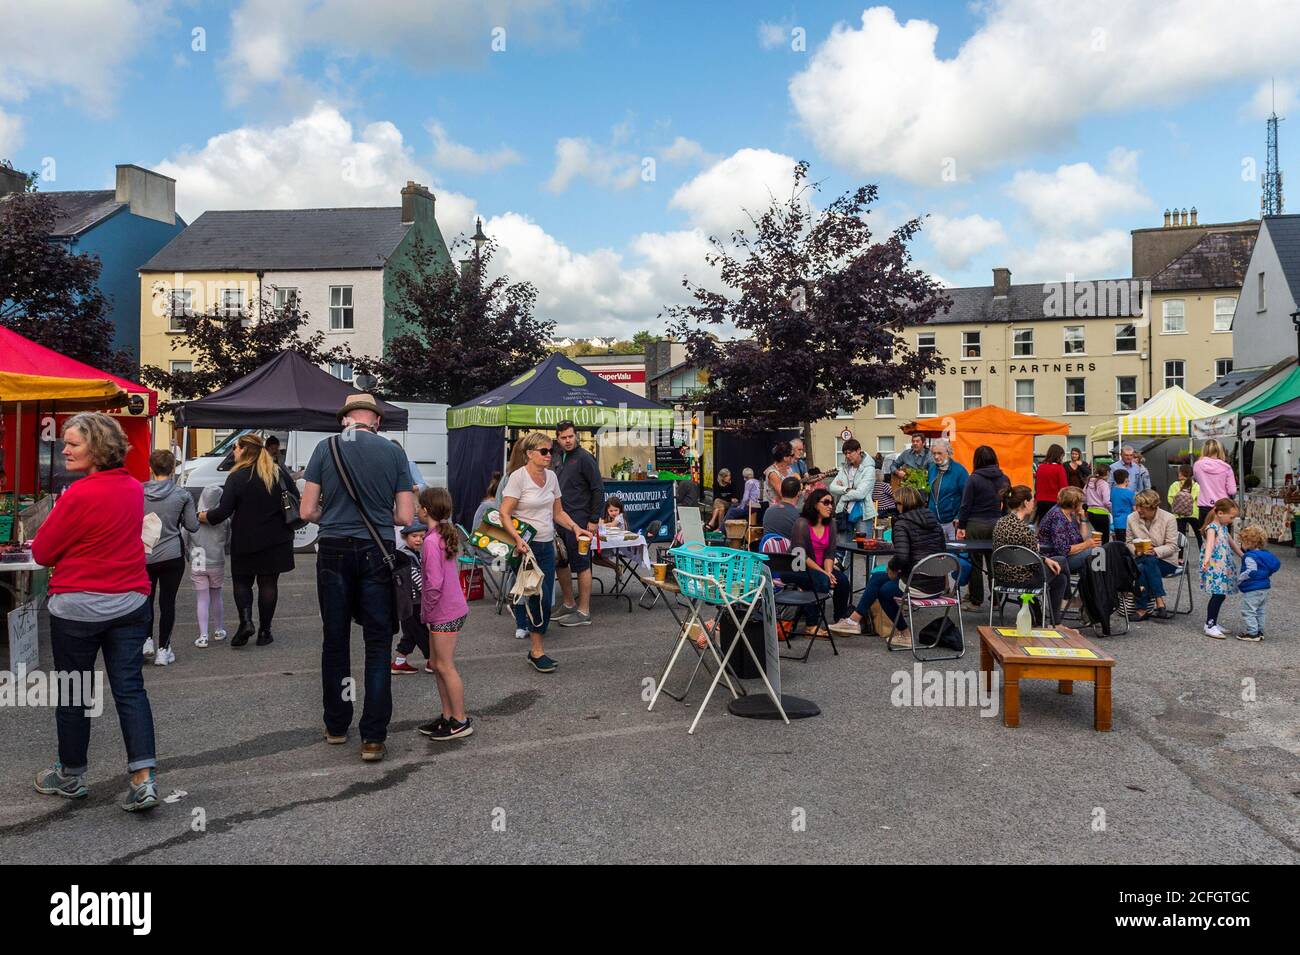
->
[927,439,968,541]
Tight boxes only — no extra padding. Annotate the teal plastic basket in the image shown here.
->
[669,544,768,605]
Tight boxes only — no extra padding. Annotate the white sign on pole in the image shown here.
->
[7,599,39,672]
[1191,413,1237,440]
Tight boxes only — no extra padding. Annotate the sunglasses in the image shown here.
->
[533,447,553,456]
[817,498,832,507]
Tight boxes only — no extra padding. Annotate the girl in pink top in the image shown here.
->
[1083,465,1112,543]
[1192,439,1238,521]
[418,487,473,741]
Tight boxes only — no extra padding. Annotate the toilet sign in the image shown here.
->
[839,428,854,442]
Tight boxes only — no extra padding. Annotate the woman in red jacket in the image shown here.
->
[1034,444,1068,524]
[30,412,159,812]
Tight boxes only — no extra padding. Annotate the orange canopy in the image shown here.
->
[900,405,1069,488]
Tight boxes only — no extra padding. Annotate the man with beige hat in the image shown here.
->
[300,393,415,763]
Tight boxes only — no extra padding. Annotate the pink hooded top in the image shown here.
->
[1192,456,1237,508]
[421,524,470,626]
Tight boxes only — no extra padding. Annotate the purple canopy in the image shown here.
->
[1245,395,1300,437]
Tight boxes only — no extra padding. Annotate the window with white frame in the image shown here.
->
[1215,358,1233,380]
[876,396,895,417]
[1013,328,1034,356]
[962,331,981,358]
[329,286,354,330]
[1114,323,1137,352]
[1164,359,1185,389]
[1015,379,1035,414]
[170,360,193,375]
[917,332,936,355]
[274,287,300,309]
[1116,376,1138,412]
[963,380,982,410]
[220,288,244,319]
[330,362,354,382]
[1065,378,1086,414]
[878,436,896,454]
[918,381,937,417]
[1063,325,1085,354]
[1066,435,1086,454]
[1162,299,1185,333]
[167,289,192,331]
[1213,296,1235,331]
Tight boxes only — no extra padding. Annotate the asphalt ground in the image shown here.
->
[1,546,1297,864]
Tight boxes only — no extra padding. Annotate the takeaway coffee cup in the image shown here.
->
[652,562,668,582]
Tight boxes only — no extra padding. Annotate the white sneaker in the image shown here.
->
[153,648,170,666]
[514,628,527,640]
[829,618,861,636]
[213,629,228,642]
[1204,624,1226,639]
[142,638,155,658]
[194,634,209,648]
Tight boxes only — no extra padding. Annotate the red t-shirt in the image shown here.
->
[32,468,150,595]
[1034,462,1068,503]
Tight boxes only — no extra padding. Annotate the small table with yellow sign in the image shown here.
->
[977,625,1115,731]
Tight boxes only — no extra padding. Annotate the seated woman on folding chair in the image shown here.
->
[829,486,946,646]
[1038,486,1095,609]
[993,484,1068,621]
[782,487,852,636]
[724,468,761,521]
[1125,489,1179,622]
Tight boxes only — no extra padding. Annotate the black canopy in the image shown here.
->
[174,350,408,431]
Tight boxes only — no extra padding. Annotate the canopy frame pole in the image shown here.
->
[12,403,20,543]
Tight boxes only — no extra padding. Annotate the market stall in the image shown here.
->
[1087,385,1222,450]
[901,405,1069,488]
[447,353,678,536]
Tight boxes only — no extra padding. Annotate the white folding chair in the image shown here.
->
[676,506,706,545]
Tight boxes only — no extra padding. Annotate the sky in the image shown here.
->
[3,0,1298,340]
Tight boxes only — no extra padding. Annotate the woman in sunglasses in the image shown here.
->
[787,488,852,634]
[499,432,593,674]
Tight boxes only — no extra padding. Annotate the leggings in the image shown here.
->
[233,573,280,631]
[1176,515,1203,549]
[1088,512,1111,545]
[146,557,185,650]
[1206,593,1226,627]
[195,583,226,636]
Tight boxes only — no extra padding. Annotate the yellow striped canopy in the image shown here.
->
[1088,385,1223,443]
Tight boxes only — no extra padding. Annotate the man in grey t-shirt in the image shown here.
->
[762,476,803,541]
[300,394,415,763]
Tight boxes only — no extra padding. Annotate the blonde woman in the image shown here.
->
[1192,438,1237,524]
[201,433,296,648]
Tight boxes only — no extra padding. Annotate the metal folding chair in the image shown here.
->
[763,548,838,662]
[884,553,965,661]
[989,544,1057,628]
[1164,533,1194,614]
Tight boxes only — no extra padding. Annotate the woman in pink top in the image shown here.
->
[417,487,473,742]
[1192,439,1238,523]
[789,488,851,632]
[1083,464,1112,543]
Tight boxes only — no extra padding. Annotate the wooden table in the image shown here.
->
[977,625,1115,731]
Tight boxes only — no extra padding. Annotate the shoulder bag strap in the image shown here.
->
[328,435,395,566]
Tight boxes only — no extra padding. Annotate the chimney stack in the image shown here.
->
[0,164,28,197]
[401,180,435,225]
[1181,207,1189,226]
[1190,206,1198,226]
[992,267,1011,297]
[1163,209,1171,228]
[114,164,176,225]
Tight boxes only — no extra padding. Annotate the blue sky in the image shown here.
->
[3,0,1297,337]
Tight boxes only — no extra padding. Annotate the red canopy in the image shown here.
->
[0,327,156,415]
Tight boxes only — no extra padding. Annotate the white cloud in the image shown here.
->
[757,21,788,50]
[428,121,521,174]
[669,147,801,235]
[1005,148,1151,230]
[1243,78,1296,120]
[926,213,1006,270]
[223,0,580,102]
[659,136,719,167]
[1016,229,1130,282]
[789,2,1300,184]
[0,107,24,157]
[0,0,167,114]
[545,137,641,193]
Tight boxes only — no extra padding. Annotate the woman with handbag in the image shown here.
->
[499,431,594,674]
[200,433,295,647]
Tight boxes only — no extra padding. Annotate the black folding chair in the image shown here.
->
[884,553,965,661]
[764,550,838,663]
[1164,533,1194,614]
[989,544,1057,628]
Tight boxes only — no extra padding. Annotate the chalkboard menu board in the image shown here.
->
[655,441,690,475]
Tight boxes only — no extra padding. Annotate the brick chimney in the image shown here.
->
[992,267,1011,297]
[114,164,176,225]
[0,164,27,197]
[401,180,435,225]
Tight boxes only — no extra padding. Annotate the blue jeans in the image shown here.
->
[782,568,850,623]
[1134,556,1178,610]
[856,572,905,624]
[513,540,556,635]
[49,603,156,775]
[1240,590,1268,634]
[317,537,395,743]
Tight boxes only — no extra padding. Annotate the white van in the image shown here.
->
[179,401,448,551]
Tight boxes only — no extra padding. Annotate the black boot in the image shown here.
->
[230,607,255,647]
[255,626,274,646]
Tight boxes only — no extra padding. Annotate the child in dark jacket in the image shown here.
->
[391,523,431,674]
[1236,526,1279,642]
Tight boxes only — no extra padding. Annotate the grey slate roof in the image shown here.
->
[1263,214,1300,305]
[139,207,411,272]
[46,190,126,236]
[922,278,1144,326]
[1149,229,1256,291]
[1195,358,1296,407]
